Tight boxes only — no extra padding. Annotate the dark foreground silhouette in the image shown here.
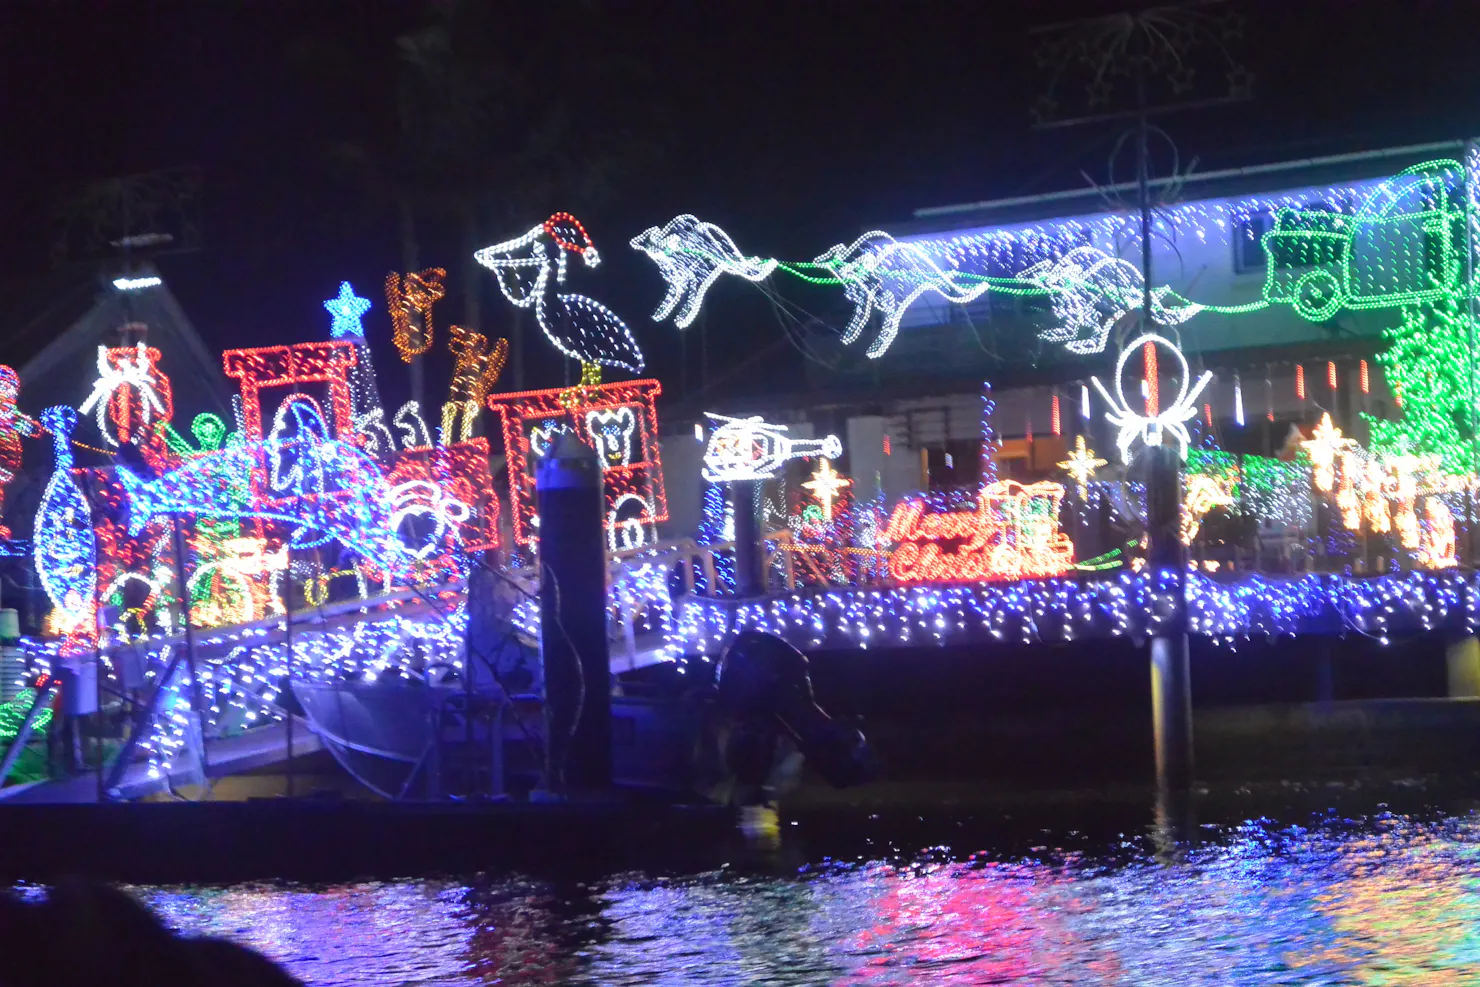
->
[0,879,301,986]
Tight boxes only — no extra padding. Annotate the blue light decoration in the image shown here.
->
[665,569,1480,655]
[33,406,97,633]
[694,482,736,594]
[323,281,372,339]
[114,400,469,572]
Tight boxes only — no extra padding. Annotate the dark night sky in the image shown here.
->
[2,0,1479,413]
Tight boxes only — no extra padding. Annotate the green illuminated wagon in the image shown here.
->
[1261,159,1467,321]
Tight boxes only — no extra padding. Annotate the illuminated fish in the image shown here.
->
[114,402,468,566]
[34,406,97,631]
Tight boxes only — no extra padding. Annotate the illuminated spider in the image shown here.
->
[1090,333,1212,463]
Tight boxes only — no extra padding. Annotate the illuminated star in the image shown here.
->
[1299,412,1355,493]
[324,281,372,338]
[1057,434,1107,496]
[802,459,851,522]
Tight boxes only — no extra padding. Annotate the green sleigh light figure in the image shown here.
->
[1262,158,1468,322]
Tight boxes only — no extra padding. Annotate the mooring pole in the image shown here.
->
[1145,443,1193,791]
[732,480,764,597]
[536,432,611,796]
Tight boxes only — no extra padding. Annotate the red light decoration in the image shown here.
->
[0,365,37,540]
[544,212,595,255]
[1296,364,1306,401]
[486,380,668,547]
[1142,339,1159,417]
[386,268,447,363]
[386,438,500,555]
[1051,394,1061,437]
[1327,361,1338,391]
[222,342,359,442]
[884,480,1075,583]
[883,434,892,456]
[1204,403,1213,428]
[1361,359,1370,394]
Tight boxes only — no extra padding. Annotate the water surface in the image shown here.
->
[130,803,1480,986]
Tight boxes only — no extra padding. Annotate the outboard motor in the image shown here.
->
[715,631,876,808]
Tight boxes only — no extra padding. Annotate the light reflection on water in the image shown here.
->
[139,812,1480,986]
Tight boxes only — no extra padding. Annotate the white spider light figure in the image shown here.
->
[78,343,168,447]
[1090,333,1213,463]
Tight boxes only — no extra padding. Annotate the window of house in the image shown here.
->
[1232,211,1273,274]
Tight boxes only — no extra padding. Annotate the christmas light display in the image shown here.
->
[487,380,667,547]
[222,342,358,441]
[393,401,432,449]
[0,366,37,539]
[323,281,372,339]
[1366,295,1477,472]
[1091,334,1213,463]
[1057,435,1107,497]
[701,414,841,483]
[883,481,1075,583]
[386,268,447,362]
[1301,413,1356,493]
[1021,245,1204,355]
[385,438,500,555]
[441,327,508,444]
[1262,160,1464,321]
[33,407,97,632]
[78,343,172,448]
[1234,373,1244,427]
[1181,472,1238,544]
[114,400,469,571]
[667,569,1480,654]
[629,215,778,328]
[815,230,1000,359]
[801,459,852,522]
[113,275,162,291]
[475,213,644,377]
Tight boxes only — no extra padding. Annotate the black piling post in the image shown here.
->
[732,480,764,597]
[536,432,611,796]
[1145,443,1193,792]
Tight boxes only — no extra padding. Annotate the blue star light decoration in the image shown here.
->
[324,281,372,338]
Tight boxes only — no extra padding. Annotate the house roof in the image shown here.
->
[898,139,1470,234]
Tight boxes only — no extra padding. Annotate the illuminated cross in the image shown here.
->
[1057,434,1107,496]
[802,459,851,521]
[324,281,372,338]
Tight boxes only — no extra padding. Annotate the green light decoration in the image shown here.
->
[1365,295,1478,473]
[160,412,231,459]
[1187,450,1242,498]
[0,687,51,743]
[1263,159,1466,322]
